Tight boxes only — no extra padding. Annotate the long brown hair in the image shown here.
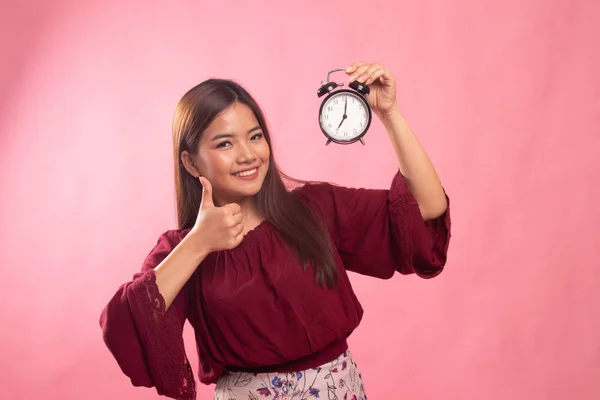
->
[172,79,338,288]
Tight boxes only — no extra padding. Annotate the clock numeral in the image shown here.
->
[328,106,333,112]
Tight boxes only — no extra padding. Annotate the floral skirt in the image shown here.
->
[214,350,367,400]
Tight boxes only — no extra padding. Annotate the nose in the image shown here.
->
[236,142,257,163]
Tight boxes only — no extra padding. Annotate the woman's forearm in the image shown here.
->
[154,233,208,310]
[379,107,448,220]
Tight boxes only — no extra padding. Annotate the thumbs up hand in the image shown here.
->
[191,177,244,253]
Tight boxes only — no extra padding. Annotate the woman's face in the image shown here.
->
[182,102,271,206]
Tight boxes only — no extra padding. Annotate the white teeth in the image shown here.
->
[233,168,257,177]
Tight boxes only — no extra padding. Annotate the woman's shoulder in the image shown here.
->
[291,179,342,202]
[289,180,354,226]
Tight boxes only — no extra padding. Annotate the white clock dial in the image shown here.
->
[319,92,369,142]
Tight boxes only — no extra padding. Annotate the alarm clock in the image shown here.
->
[317,68,372,145]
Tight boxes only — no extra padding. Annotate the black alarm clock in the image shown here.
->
[317,68,372,145]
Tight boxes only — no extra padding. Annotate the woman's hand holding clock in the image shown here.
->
[345,62,398,120]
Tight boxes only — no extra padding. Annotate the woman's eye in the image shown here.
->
[216,141,231,148]
[251,133,263,140]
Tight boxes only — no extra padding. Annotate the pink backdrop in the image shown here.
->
[1,0,599,399]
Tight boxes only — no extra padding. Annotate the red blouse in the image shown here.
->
[99,171,451,399]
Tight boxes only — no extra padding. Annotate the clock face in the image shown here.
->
[319,91,370,143]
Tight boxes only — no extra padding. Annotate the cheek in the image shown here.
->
[198,151,233,177]
[260,142,271,161]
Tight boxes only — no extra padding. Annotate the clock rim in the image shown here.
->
[318,89,372,145]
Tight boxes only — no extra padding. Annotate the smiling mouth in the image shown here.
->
[232,168,258,177]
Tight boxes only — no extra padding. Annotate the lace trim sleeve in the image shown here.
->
[127,257,196,399]
[389,171,451,278]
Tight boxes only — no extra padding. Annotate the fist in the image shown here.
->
[190,177,244,253]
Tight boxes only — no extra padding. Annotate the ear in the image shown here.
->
[180,151,200,178]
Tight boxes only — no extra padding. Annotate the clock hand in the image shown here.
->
[337,97,348,131]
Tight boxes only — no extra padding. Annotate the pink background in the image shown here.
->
[1,0,599,399]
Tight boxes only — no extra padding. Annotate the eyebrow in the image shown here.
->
[211,126,262,141]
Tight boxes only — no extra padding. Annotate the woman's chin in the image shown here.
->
[224,182,264,200]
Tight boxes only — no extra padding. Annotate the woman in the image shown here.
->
[99,61,451,400]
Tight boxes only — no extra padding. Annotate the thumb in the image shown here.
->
[198,176,214,209]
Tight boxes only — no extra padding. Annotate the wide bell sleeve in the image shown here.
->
[294,170,451,279]
[99,231,196,399]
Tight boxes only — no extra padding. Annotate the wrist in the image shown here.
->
[376,104,403,126]
[182,229,211,262]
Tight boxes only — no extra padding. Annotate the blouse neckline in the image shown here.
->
[236,219,270,249]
